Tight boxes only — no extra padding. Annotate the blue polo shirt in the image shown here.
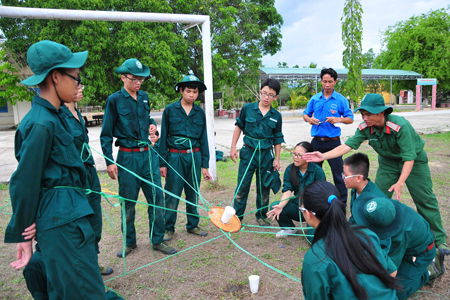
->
[303,90,353,138]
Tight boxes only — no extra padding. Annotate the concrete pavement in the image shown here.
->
[1,108,450,184]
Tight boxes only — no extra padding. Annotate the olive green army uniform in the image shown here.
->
[159,99,209,232]
[302,228,397,299]
[233,101,284,220]
[345,113,446,246]
[5,96,115,299]
[101,88,165,246]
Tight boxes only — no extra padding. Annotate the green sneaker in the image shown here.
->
[187,226,208,236]
[257,218,270,227]
[99,265,114,276]
[437,243,450,255]
[116,244,137,258]
[153,242,177,255]
[164,231,174,242]
[428,248,446,280]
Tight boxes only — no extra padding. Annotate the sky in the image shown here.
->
[261,0,449,69]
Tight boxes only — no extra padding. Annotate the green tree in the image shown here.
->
[374,7,450,98]
[341,0,365,108]
[277,62,288,68]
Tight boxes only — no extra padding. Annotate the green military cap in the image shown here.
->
[21,40,88,86]
[354,93,393,115]
[114,58,150,77]
[175,75,207,93]
[352,193,402,239]
[263,169,282,194]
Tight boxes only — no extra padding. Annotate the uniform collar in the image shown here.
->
[370,115,391,135]
[120,87,143,99]
[319,89,337,100]
[297,163,314,175]
[32,95,59,113]
[174,98,199,111]
[253,101,276,116]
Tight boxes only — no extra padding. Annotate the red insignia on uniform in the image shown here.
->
[330,110,336,114]
[358,122,368,131]
[386,121,401,132]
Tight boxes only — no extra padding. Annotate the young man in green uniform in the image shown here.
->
[5,40,121,299]
[352,194,441,299]
[101,59,176,256]
[304,93,449,251]
[230,78,284,225]
[159,75,211,241]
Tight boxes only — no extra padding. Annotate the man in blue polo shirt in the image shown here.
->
[302,68,353,202]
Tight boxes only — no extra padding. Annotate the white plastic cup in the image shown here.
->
[221,206,236,224]
[249,275,260,294]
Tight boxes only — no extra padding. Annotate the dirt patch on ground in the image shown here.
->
[1,135,450,299]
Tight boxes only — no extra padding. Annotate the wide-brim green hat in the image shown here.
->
[175,75,207,93]
[352,193,402,240]
[354,93,393,115]
[114,58,150,77]
[21,40,88,86]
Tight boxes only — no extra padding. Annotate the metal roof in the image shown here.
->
[259,68,422,81]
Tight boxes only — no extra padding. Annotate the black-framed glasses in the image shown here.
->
[124,75,145,83]
[60,71,82,86]
[261,91,276,98]
[290,152,303,159]
[342,172,361,180]
[299,207,316,216]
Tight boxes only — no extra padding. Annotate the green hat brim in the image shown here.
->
[114,64,150,77]
[352,193,402,239]
[355,105,393,115]
[175,81,207,94]
[21,51,88,86]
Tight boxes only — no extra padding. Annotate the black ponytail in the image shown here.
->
[302,181,401,299]
[290,141,314,193]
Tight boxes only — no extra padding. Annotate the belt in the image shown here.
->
[243,143,254,150]
[314,136,340,142]
[119,146,149,152]
[84,162,94,167]
[423,240,435,253]
[168,148,200,154]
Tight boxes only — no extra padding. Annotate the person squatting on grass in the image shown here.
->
[301,181,401,299]
[303,93,449,252]
[267,141,325,239]
[5,40,122,299]
[230,78,285,226]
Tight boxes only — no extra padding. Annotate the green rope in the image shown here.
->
[221,229,302,283]
[412,290,450,299]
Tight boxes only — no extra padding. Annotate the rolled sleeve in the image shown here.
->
[282,165,293,193]
[397,124,418,162]
[273,115,285,145]
[200,115,210,169]
[235,106,246,130]
[303,98,315,117]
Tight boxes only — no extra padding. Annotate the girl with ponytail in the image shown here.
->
[301,181,401,300]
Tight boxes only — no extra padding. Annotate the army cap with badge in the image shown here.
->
[115,58,150,78]
[354,93,393,115]
[175,75,207,94]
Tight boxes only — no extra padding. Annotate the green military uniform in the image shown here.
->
[348,179,386,224]
[61,105,102,253]
[233,101,284,220]
[101,87,165,247]
[346,94,446,247]
[159,99,209,232]
[270,163,325,228]
[302,228,397,299]
[5,96,109,299]
[352,193,435,300]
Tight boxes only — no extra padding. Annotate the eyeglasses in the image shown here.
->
[61,71,82,86]
[299,207,316,216]
[342,172,361,180]
[124,75,145,83]
[290,152,303,159]
[261,92,276,99]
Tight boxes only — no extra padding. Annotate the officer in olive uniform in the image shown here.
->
[159,75,211,241]
[101,59,176,256]
[304,93,448,251]
[352,194,439,300]
[5,40,122,299]
[230,78,285,226]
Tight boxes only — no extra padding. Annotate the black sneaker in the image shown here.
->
[116,244,137,258]
[100,265,114,276]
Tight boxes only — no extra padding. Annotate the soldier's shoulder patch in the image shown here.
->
[358,122,368,131]
[386,121,401,132]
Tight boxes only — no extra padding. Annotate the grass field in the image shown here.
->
[1,132,449,299]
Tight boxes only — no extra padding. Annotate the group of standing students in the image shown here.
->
[3,40,448,299]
